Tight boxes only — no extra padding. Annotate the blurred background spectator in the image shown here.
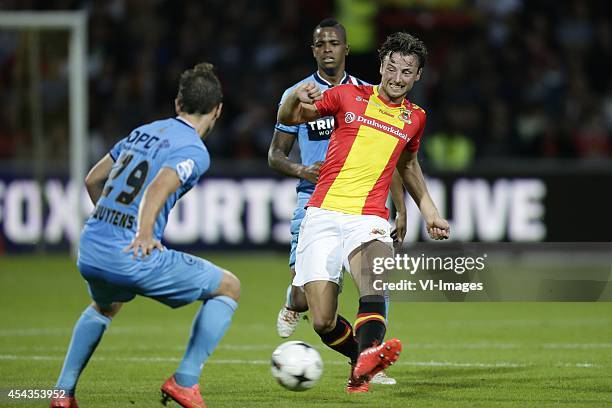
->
[0,0,611,171]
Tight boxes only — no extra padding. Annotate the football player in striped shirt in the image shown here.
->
[269,19,406,385]
[278,32,450,392]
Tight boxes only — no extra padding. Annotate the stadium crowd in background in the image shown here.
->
[0,0,611,168]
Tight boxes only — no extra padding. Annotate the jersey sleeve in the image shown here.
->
[405,110,426,153]
[162,145,210,188]
[314,85,342,117]
[275,88,299,135]
[109,137,126,161]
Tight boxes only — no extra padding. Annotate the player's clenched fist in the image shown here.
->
[295,82,322,104]
[426,217,450,240]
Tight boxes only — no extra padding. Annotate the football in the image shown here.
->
[270,341,323,391]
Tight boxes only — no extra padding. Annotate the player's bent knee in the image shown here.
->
[215,270,241,302]
[312,315,336,334]
[92,301,122,318]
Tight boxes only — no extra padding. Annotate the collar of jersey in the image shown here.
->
[313,71,349,87]
[373,85,409,109]
[174,116,196,130]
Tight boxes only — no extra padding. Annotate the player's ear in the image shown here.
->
[311,44,316,58]
[415,68,423,81]
[379,61,384,76]
[174,98,181,115]
[345,43,350,56]
[215,103,223,119]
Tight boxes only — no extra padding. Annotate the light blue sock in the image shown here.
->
[285,284,293,308]
[55,305,111,395]
[175,296,238,387]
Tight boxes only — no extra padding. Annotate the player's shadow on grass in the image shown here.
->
[521,377,612,395]
[393,366,526,396]
[395,369,611,404]
[402,366,526,381]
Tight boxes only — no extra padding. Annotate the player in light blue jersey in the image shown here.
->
[50,63,238,408]
[268,19,406,386]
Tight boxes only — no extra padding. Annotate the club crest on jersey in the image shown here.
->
[345,111,356,124]
[399,108,412,124]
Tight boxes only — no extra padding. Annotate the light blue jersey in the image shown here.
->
[77,117,224,309]
[275,72,367,267]
[275,71,367,195]
[101,117,208,239]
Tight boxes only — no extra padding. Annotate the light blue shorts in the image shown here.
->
[77,249,224,309]
[289,191,312,268]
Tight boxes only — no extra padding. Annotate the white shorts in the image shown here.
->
[293,207,393,287]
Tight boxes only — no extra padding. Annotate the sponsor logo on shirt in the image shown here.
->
[379,109,395,118]
[355,95,377,107]
[176,159,195,183]
[306,117,334,141]
[356,115,410,141]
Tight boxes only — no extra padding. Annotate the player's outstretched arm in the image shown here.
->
[124,167,180,258]
[390,169,407,247]
[396,150,450,240]
[85,154,114,204]
[268,129,321,184]
[277,82,322,126]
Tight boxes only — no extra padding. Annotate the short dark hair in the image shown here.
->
[176,62,223,115]
[378,32,427,69]
[313,18,347,43]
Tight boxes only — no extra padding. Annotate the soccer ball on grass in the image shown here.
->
[270,341,323,391]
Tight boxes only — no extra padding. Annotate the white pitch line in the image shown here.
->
[0,354,603,368]
[0,325,274,337]
[0,328,72,337]
[543,343,612,349]
[4,342,612,352]
[557,362,596,368]
[3,316,611,337]
[0,327,177,337]
[0,344,278,353]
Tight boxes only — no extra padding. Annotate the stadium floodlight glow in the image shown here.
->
[0,11,88,256]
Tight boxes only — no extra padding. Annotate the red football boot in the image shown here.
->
[353,338,402,381]
[346,363,370,393]
[161,376,206,408]
[49,395,79,408]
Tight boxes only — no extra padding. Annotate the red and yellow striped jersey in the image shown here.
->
[308,84,426,219]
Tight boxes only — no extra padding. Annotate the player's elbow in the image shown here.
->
[84,171,101,190]
[267,150,280,170]
[84,175,94,189]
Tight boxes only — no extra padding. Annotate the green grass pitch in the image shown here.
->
[0,253,611,407]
